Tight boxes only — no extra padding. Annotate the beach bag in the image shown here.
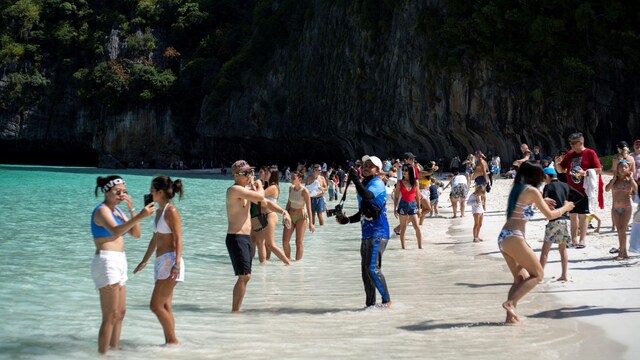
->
[251,202,269,232]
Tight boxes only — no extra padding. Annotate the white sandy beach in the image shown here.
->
[116,167,640,358]
[420,173,640,359]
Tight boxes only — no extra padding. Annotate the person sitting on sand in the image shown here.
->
[498,162,574,323]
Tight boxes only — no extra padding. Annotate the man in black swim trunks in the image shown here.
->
[225,160,265,312]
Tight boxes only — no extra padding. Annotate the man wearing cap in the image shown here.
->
[226,160,265,312]
[554,133,603,248]
[336,155,392,308]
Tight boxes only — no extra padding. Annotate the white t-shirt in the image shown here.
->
[452,174,467,188]
[633,152,640,179]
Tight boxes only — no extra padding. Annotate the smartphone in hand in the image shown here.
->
[144,194,153,206]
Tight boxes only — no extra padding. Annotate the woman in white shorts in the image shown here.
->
[91,175,155,354]
[134,176,185,345]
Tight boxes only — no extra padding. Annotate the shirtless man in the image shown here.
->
[306,164,329,226]
[225,160,265,312]
[513,144,533,168]
[472,150,490,187]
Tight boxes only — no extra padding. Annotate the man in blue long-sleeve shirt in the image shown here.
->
[336,155,391,308]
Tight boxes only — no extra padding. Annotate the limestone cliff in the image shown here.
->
[1,0,638,168]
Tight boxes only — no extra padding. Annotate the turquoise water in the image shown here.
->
[0,165,621,359]
[0,165,377,359]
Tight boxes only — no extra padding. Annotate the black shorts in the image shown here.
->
[226,234,252,275]
[570,195,590,214]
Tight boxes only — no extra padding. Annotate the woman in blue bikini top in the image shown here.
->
[91,175,155,354]
[497,162,574,324]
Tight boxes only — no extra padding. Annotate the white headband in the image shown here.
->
[103,178,125,192]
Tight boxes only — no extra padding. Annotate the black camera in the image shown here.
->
[326,204,344,218]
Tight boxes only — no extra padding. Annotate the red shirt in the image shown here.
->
[559,148,601,195]
[399,181,417,202]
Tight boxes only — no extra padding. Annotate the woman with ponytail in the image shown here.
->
[134,176,185,345]
[91,175,155,354]
[497,162,574,324]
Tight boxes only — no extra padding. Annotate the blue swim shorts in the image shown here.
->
[311,196,326,213]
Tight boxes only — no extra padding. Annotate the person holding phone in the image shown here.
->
[226,160,266,312]
[91,175,155,354]
[134,176,185,345]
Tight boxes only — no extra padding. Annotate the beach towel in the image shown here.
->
[582,169,604,210]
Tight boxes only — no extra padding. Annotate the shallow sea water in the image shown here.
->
[0,165,622,359]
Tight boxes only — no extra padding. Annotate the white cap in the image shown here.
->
[362,155,383,170]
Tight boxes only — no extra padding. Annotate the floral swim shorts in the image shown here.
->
[450,184,468,199]
[544,219,572,244]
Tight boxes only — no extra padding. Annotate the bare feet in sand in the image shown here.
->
[502,301,519,324]
[555,276,568,282]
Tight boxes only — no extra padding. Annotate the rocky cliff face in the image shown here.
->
[1,0,638,168]
[199,0,640,165]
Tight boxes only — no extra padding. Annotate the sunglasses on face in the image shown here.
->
[114,190,128,196]
[569,141,581,145]
[238,170,254,177]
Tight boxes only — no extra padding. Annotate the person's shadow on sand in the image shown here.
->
[529,305,640,319]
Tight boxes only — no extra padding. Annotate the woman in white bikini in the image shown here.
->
[498,162,574,324]
[134,176,185,345]
[283,171,315,260]
[91,175,155,354]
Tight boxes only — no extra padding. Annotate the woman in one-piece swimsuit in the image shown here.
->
[134,175,185,345]
[498,162,574,324]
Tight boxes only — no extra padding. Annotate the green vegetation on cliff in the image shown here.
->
[415,0,640,104]
[1,0,638,122]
